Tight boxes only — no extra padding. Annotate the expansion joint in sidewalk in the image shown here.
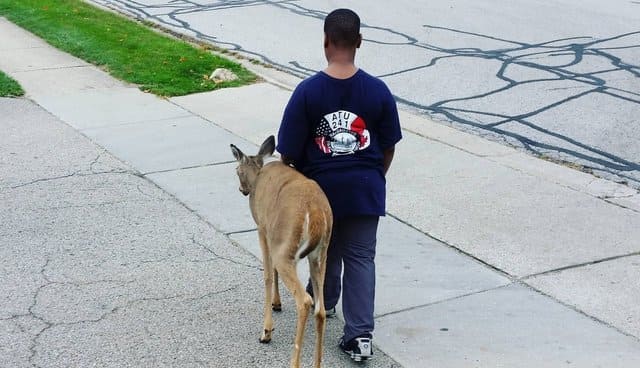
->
[521,251,640,279]
[8,169,134,189]
[603,198,640,213]
[374,283,513,319]
[385,212,514,279]
[142,161,235,176]
[13,64,91,73]
[521,280,640,344]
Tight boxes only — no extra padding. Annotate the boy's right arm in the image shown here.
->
[378,85,402,176]
[382,146,395,175]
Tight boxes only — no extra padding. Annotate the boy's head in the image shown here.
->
[324,9,362,50]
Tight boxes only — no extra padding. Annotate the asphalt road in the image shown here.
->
[90,0,640,187]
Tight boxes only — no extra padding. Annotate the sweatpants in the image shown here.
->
[322,215,379,342]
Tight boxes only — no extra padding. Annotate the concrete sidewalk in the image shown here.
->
[2,17,640,367]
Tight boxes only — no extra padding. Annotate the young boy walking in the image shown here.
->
[277,8,402,362]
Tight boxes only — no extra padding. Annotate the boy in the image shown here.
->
[277,8,402,362]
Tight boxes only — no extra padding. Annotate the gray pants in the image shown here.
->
[322,215,379,342]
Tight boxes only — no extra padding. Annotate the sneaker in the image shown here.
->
[307,285,337,318]
[310,305,337,318]
[325,307,337,318]
[339,334,373,362]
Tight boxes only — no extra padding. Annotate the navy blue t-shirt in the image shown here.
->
[277,69,402,219]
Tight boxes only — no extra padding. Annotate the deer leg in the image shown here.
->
[276,261,312,368]
[272,269,282,311]
[259,231,274,343]
[308,247,327,368]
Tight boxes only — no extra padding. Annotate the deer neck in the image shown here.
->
[262,155,280,166]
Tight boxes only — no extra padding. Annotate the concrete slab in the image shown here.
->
[0,97,128,190]
[171,83,289,146]
[0,46,88,73]
[35,87,191,129]
[10,67,128,98]
[375,216,510,316]
[401,107,640,210]
[230,216,510,316]
[608,193,640,213]
[229,230,314,296]
[398,108,516,158]
[229,231,262,261]
[386,131,640,277]
[146,163,256,234]
[0,17,49,49]
[489,149,639,201]
[375,284,640,368]
[82,115,257,174]
[583,178,639,200]
[526,255,640,339]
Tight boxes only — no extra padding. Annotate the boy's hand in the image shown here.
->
[281,155,296,168]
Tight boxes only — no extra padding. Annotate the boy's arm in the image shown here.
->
[379,84,402,176]
[281,154,296,167]
[383,146,395,175]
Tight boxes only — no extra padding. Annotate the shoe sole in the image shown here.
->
[343,349,373,362]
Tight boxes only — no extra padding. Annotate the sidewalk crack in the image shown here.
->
[9,170,136,189]
[190,235,262,271]
[374,283,513,319]
[521,251,640,279]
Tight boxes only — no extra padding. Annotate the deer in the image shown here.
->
[230,135,333,368]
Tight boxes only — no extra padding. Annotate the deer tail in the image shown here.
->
[295,212,315,260]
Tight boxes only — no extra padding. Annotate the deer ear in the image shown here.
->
[230,144,245,161]
[257,135,276,157]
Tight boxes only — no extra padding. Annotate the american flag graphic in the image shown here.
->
[315,110,370,155]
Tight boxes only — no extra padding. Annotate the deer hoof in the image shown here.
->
[272,303,282,312]
[259,329,273,343]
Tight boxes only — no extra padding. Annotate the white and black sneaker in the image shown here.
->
[306,284,337,318]
[325,307,337,318]
[339,334,373,362]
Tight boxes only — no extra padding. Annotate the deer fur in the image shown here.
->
[230,136,333,368]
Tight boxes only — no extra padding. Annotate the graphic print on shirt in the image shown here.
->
[315,110,370,156]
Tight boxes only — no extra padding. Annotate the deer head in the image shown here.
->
[230,135,276,196]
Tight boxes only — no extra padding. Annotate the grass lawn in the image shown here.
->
[0,71,24,97]
[0,0,257,96]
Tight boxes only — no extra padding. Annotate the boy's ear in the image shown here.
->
[356,33,362,48]
[230,144,245,162]
[257,135,276,157]
[324,34,329,49]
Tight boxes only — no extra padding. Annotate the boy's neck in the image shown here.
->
[324,60,358,79]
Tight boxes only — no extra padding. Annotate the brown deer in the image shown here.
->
[230,135,333,368]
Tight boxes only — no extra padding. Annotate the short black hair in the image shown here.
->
[324,9,360,48]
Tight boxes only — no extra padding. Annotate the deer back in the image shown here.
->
[251,162,332,259]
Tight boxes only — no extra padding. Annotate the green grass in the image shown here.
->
[0,0,257,96]
[0,71,24,97]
